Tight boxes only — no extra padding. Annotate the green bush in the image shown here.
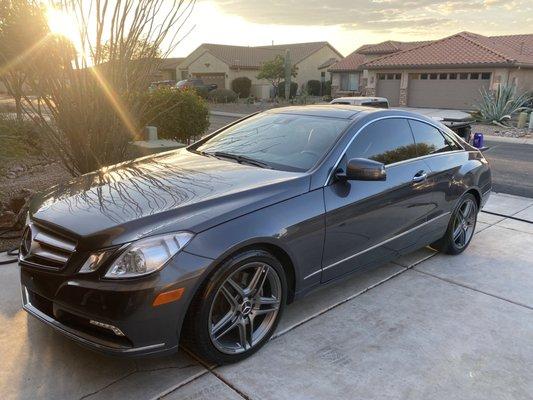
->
[208,88,238,103]
[474,85,532,125]
[278,81,298,99]
[140,88,210,142]
[231,77,252,98]
[323,80,332,96]
[307,80,321,96]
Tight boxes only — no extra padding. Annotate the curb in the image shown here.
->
[483,135,533,145]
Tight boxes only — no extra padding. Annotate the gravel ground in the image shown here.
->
[471,123,532,138]
[0,158,70,251]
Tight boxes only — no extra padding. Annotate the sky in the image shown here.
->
[173,0,533,57]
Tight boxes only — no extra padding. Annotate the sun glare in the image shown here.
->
[46,6,79,44]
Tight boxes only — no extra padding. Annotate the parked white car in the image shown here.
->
[330,97,389,108]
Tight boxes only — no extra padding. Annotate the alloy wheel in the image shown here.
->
[452,198,476,249]
[208,262,282,354]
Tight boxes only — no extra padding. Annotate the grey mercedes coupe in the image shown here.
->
[20,105,491,364]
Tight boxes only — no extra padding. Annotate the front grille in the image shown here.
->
[19,223,77,270]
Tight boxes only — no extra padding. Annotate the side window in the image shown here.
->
[409,120,460,156]
[346,119,417,165]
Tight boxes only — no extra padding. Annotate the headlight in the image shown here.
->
[104,232,194,279]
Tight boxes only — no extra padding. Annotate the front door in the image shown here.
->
[322,118,435,281]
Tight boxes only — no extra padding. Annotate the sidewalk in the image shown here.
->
[0,193,532,399]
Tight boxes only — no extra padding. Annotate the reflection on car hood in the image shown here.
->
[30,149,309,249]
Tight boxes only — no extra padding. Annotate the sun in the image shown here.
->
[45,6,79,44]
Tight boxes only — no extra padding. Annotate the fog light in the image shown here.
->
[89,320,125,336]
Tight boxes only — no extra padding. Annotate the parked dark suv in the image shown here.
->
[20,105,491,364]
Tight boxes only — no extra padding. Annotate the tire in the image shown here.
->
[431,193,478,255]
[182,249,287,365]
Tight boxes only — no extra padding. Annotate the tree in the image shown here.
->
[19,0,196,175]
[256,55,297,97]
[0,0,49,120]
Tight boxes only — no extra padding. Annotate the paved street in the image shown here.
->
[483,140,533,198]
[0,193,532,399]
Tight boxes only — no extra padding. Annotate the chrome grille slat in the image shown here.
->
[20,223,77,271]
[32,245,70,264]
[34,231,76,252]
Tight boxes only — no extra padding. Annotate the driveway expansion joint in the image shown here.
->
[481,210,533,224]
[413,269,533,311]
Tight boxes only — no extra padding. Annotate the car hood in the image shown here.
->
[30,149,309,250]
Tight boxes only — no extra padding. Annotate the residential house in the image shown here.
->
[177,42,342,98]
[329,32,533,110]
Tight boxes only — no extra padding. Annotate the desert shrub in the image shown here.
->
[307,80,321,96]
[208,88,238,103]
[278,81,298,99]
[231,77,252,98]
[0,114,44,161]
[140,88,210,142]
[474,85,532,125]
[194,86,209,99]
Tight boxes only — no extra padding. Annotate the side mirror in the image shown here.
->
[336,158,386,181]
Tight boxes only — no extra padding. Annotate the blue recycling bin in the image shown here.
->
[473,132,484,148]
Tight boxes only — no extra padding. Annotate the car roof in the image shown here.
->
[267,105,382,119]
[332,97,389,102]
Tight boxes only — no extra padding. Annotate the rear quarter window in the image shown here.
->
[408,120,461,156]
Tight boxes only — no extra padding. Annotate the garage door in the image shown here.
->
[376,73,401,106]
[408,72,491,110]
[193,73,226,90]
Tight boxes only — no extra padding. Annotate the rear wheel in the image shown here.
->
[183,250,286,364]
[432,194,478,255]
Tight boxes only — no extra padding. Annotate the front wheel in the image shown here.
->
[432,194,478,255]
[183,250,287,364]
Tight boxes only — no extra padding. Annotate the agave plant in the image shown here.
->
[474,84,532,126]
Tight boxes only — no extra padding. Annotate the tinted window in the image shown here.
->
[345,119,416,165]
[409,120,460,156]
[196,113,350,172]
[361,101,389,109]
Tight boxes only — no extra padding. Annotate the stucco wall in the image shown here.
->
[293,45,341,88]
[508,68,533,93]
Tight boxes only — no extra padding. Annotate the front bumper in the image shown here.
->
[20,250,212,357]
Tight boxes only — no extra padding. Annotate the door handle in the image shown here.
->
[412,170,428,183]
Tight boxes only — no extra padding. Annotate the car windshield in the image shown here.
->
[195,113,351,172]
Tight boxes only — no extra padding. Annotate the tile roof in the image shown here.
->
[181,42,342,69]
[328,51,367,72]
[159,57,184,70]
[318,57,339,69]
[328,39,430,72]
[356,40,432,55]
[364,32,533,69]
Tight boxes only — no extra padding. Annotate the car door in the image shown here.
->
[322,118,436,282]
[408,119,468,242]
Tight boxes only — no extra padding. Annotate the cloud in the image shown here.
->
[211,0,530,33]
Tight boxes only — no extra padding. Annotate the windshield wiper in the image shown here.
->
[208,151,271,169]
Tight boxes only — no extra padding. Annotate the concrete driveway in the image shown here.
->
[1,193,532,399]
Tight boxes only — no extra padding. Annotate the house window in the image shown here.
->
[378,73,386,80]
[321,71,326,78]
[439,73,448,80]
[421,73,428,80]
[481,72,491,80]
[395,73,402,80]
[459,73,469,80]
[470,72,480,80]
[449,73,457,79]
[430,73,438,80]
[386,73,394,79]
[340,73,359,91]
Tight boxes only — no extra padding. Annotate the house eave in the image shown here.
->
[363,62,517,70]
